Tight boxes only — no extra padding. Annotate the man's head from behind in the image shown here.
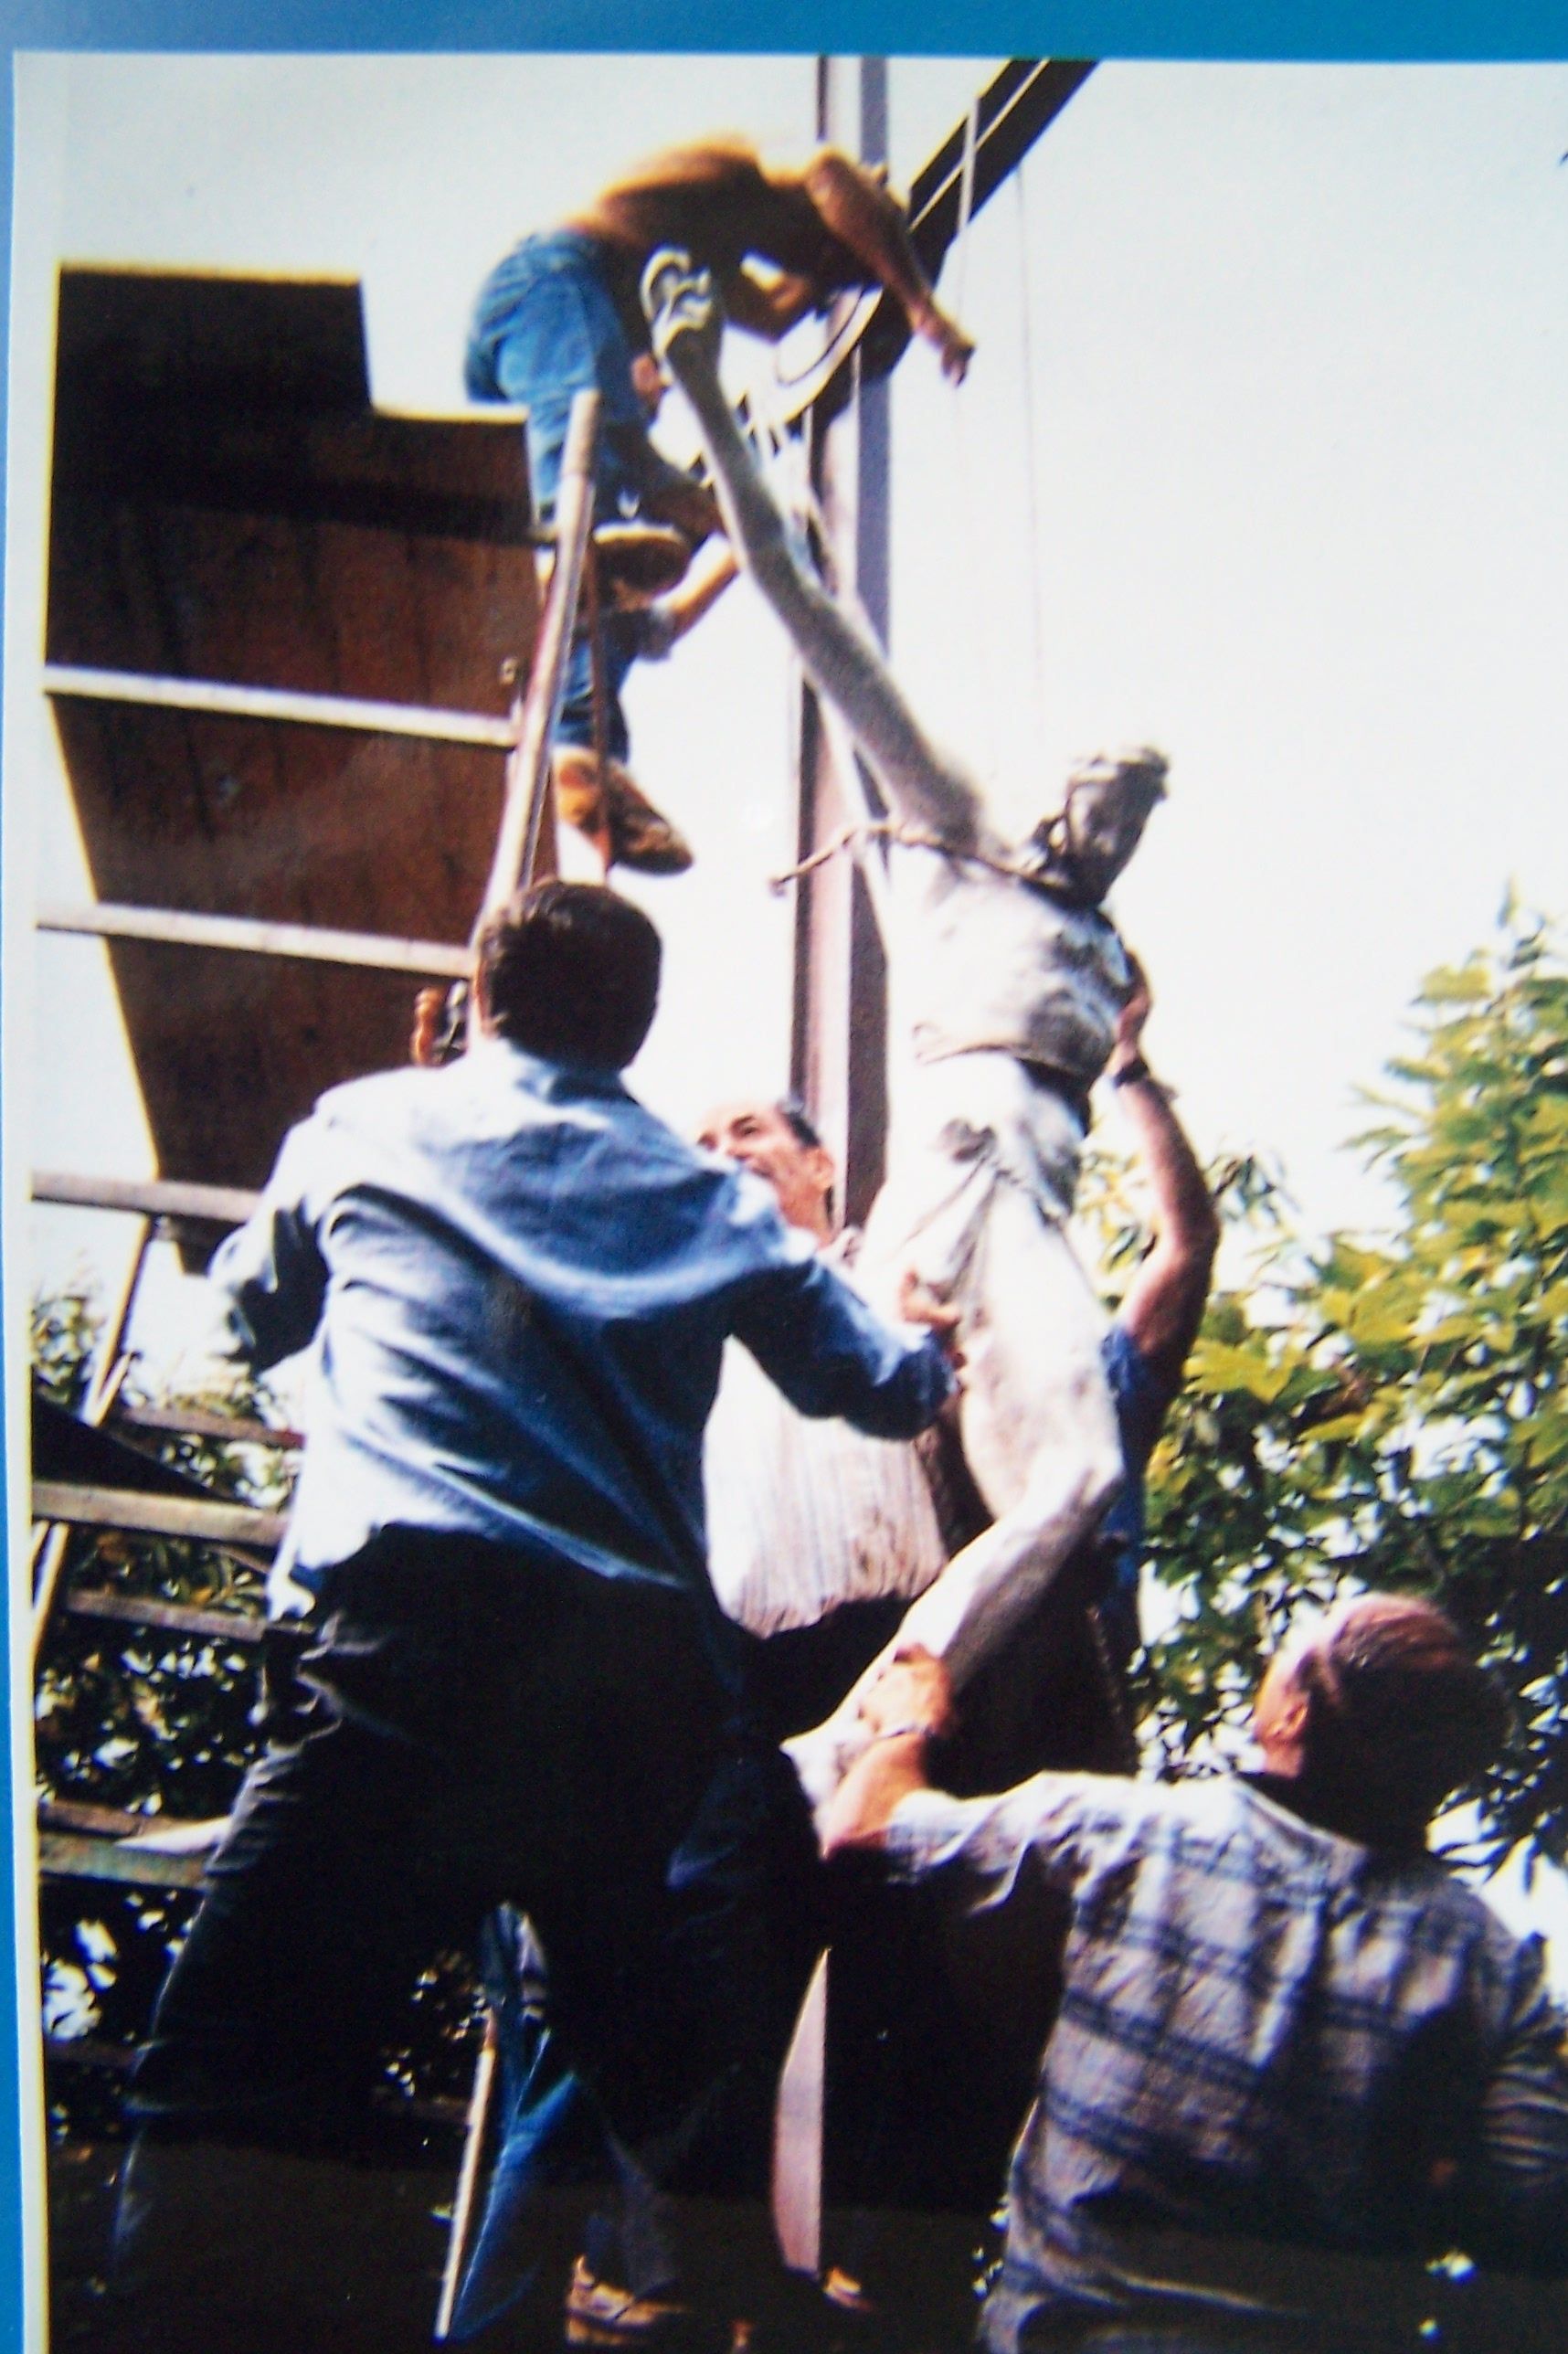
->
[1028,746,1168,907]
[1254,1594,1506,1850]
[695,1097,835,1243]
[473,882,661,1070]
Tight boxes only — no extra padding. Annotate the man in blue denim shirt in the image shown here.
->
[111,882,953,2349]
[465,137,971,875]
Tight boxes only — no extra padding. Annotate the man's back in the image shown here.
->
[887,1773,1568,2345]
[569,139,858,289]
[212,1036,948,1610]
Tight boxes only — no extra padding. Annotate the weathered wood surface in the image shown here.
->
[47,267,539,1195]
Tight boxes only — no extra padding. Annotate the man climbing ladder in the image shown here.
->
[466,137,973,875]
[645,251,1169,1817]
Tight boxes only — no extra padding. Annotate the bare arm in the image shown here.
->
[647,260,992,855]
[1107,961,1218,1384]
[795,151,973,382]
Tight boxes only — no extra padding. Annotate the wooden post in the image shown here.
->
[434,2013,500,2341]
[478,390,599,923]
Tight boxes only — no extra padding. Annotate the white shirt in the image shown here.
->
[703,1234,948,1636]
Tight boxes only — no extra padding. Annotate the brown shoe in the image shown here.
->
[554,748,692,875]
[564,2256,694,2347]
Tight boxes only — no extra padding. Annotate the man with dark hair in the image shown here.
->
[466,135,971,874]
[823,1596,1568,2351]
[111,881,955,2349]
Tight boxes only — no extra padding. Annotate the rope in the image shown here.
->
[768,816,1064,896]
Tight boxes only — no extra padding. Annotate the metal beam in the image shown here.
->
[37,900,470,980]
[32,1481,287,1551]
[44,662,519,750]
[815,58,1097,422]
[790,55,891,1232]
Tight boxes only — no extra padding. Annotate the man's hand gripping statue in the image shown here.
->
[648,254,1168,1826]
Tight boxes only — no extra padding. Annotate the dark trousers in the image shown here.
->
[114,1529,819,2340]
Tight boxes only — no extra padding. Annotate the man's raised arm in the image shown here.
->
[1107,960,1219,1384]
[646,257,994,860]
[792,150,973,383]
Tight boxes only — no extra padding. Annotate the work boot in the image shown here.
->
[553,748,694,877]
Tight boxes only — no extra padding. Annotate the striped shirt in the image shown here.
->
[887,1773,1568,2349]
[703,1233,947,1636]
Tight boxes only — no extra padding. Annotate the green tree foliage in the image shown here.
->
[1118,913,1568,1872]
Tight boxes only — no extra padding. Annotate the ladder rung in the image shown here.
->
[39,1797,195,1839]
[32,1480,287,1550]
[38,1830,209,1890]
[37,900,471,980]
[44,662,518,750]
[65,1587,270,1644]
[33,1169,260,1226]
[112,1403,302,1449]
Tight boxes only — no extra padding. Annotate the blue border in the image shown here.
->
[4,5,1566,2349]
[1,0,1567,54]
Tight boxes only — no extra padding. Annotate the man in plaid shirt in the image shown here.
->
[824,1596,1568,2351]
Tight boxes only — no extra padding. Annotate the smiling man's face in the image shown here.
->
[695,1100,835,1242]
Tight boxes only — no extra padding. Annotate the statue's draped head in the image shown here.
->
[1026,746,1169,906]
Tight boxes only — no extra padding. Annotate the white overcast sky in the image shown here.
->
[5,49,1568,1960]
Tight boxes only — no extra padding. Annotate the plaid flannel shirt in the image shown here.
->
[887,1773,1568,2350]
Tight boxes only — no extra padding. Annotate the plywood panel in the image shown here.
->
[45,269,538,1198]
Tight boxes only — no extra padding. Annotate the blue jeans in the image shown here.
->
[467,231,666,765]
[465,229,651,526]
[557,609,642,764]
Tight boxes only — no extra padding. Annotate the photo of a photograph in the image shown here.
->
[5,45,1568,2354]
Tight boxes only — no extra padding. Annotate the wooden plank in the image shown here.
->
[32,1481,287,1550]
[45,663,518,749]
[32,1170,260,1225]
[37,900,470,980]
[46,275,536,1200]
[40,1798,182,1838]
[482,388,599,915]
[112,1404,301,1449]
[773,1948,829,2275]
[64,1588,270,1645]
[38,1831,209,1891]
